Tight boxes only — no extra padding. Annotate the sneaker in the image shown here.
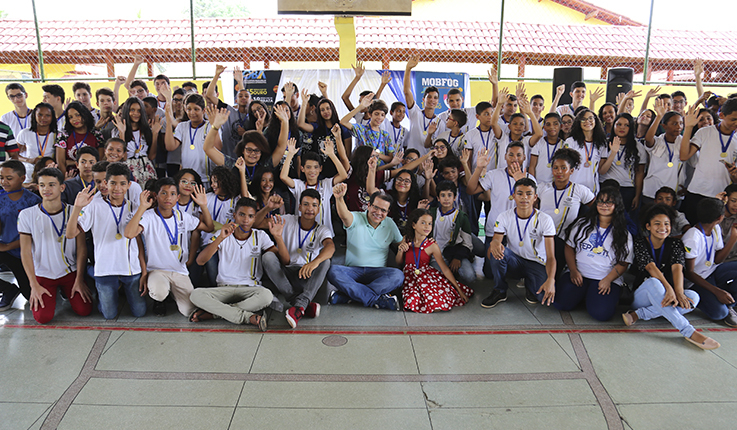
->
[304,302,321,318]
[481,290,507,308]
[525,288,539,305]
[375,294,399,311]
[723,308,737,327]
[329,290,351,305]
[153,300,167,317]
[285,306,304,329]
[0,289,19,312]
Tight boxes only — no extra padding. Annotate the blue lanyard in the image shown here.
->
[698,224,713,263]
[593,222,612,249]
[648,236,665,268]
[718,124,735,155]
[14,109,30,130]
[412,237,427,269]
[189,121,206,147]
[212,196,227,221]
[72,130,90,152]
[39,203,66,240]
[392,123,402,145]
[106,198,126,235]
[553,182,570,212]
[515,209,535,246]
[616,147,625,164]
[546,139,560,165]
[298,219,317,250]
[156,208,179,248]
[176,197,192,214]
[478,126,492,150]
[506,170,516,199]
[422,114,434,132]
[245,163,258,181]
[664,139,674,163]
[440,206,456,217]
[36,132,50,156]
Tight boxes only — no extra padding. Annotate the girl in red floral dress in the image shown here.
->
[397,209,473,313]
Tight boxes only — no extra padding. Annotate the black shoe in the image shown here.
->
[724,308,737,327]
[525,288,539,305]
[481,290,507,308]
[0,289,19,312]
[153,300,167,317]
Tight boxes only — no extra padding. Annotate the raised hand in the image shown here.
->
[300,88,310,104]
[555,84,565,97]
[220,221,236,239]
[65,169,77,181]
[515,83,527,99]
[487,66,498,85]
[352,61,365,78]
[417,199,430,210]
[427,121,437,136]
[460,148,471,165]
[645,85,662,99]
[359,92,375,109]
[321,137,334,156]
[590,87,605,104]
[74,186,96,208]
[317,81,328,95]
[498,87,510,103]
[133,54,145,65]
[191,184,208,207]
[406,55,419,70]
[113,114,126,136]
[615,92,626,106]
[397,239,410,253]
[235,156,246,173]
[255,109,266,132]
[509,161,526,181]
[390,148,404,166]
[139,190,154,210]
[611,136,622,154]
[684,104,699,128]
[150,114,162,135]
[268,214,285,237]
[115,76,127,87]
[283,82,296,101]
[266,194,284,211]
[381,70,392,85]
[693,58,704,78]
[273,103,290,122]
[287,137,298,155]
[214,64,226,76]
[422,158,434,179]
[159,82,172,101]
[653,98,667,117]
[476,150,490,170]
[367,155,378,171]
[330,123,342,140]
[333,183,347,199]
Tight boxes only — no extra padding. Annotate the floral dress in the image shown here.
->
[402,238,474,313]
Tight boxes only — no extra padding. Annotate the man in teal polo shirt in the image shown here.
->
[327,184,404,310]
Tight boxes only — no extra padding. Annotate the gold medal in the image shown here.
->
[667,162,673,168]
[296,248,302,254]
[439,216,445,222]
[170,245,180,251]
[554,209,560,214]
[58,236,63,243]
[190,144,195,150]
[115,233,122,240]
[422,130,428,136]
[414,269,420,275]
[615,161,622,166]
[706,261,712,267]
[584,161,591,167]
[519,241,524,247]
[508,195,513,201]
[721,152,728,158]
[546,163,551,168]
[592,246,603,254]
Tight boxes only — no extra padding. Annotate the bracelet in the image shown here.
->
[213,126,220,130]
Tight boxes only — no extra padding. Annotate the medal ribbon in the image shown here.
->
[412,237,427,271]
[515,208,535,247]
[156,208,179,249]
[39,203,66,241]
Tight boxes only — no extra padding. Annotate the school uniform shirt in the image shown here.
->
[494,208,556,264]
[465,126,497,172]
[432,107,476,137]
[111,128,151,159]
[216,229,274,286]
[563,137,602,194]
[16,129,56,159]
[0,189,41,258]
[288,178,334,236]
[174,120,213,186]
[566,221,634,284]
[643,134,686,199]
[200,193,238,246]
[17,204,77,279]
[139,209,200,275]
[345,211,402,268]
[55,129,103,161]
[689,125,737,198]
[1,109,32,140]
[91,182,142,209]
[478,168,536,237]
[0,121,19,161]
[383,119,408,150]
[683,224,724,285]
[538,182,595,237]
[221,104,247,159]
[76,198,141,277]
[530,139,565,184]
[406,103,436,155]
[436,130,468,159]
[599,141,647,188]
[174,198,202,219]
[434,207,460,251]
[281,214,332,266]
[632,235,685,289]
[495,134,533,171]
[672,211,689,237]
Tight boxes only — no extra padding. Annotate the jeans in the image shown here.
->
[554,272,622,321]
[431,257,475,284]
[262,252,330,309]
[488,247,548,301]
[326,265,404,307]
[632,278,700,337]
[690,261,737,320]
[95,273,147,319]
[190,285,273,324]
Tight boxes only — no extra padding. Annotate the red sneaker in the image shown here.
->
[304,302,321,318]
[285,306,304,328]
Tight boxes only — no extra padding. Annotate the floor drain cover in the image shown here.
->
[322,335,348,347]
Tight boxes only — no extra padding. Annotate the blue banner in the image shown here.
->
[413,71,468,115]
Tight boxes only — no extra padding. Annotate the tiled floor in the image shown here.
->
[1,268,735,430]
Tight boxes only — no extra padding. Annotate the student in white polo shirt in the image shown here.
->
[403,56,439,155]
[124,177,214,317]
[261,189,335,328]
[66,162,148,319]
[190,198,287,331]
[482,178,556,308]
[19,167,92,324]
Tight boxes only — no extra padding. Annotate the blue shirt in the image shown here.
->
[345,211,402,267]
[1,189,41,258]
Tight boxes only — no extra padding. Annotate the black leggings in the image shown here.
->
[0,251,31,300]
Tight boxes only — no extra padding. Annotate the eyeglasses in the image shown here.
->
[433,145,447,150]
[179,179,195,186]
[173,97,184,103]
[395,177,412,185]
[7,93,25,99]
[244,147,261,154]
[403,157,418,163]
[561,120,573,125]
[370,204,388,214]
[581,116,596,123]
[597,200,615,207]
[672,99,687,105]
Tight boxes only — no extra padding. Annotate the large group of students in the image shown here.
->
[0,55,735,349]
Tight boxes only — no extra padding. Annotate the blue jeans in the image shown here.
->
[431,258,475,284]
[554,272,622,321]
[690,261,737,320]
[189,251,220,287]
[632,278,700,337]
[327,265,404,307]
[488,247,548,301]
[95,273,146,319]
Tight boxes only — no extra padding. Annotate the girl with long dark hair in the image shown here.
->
[564,108,607,194]
[598,113,645,211]
[113,97,159,183]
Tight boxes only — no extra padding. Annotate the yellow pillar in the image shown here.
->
[334,16,356,69]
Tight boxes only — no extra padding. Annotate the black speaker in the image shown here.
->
[552,67,584,106]
[606,68,634,105]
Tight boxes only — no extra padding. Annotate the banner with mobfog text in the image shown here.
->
[412,71,470,114]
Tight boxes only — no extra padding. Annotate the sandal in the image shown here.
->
[622,311,636,326]
[685,334,720,350]
[189,308,214,323]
